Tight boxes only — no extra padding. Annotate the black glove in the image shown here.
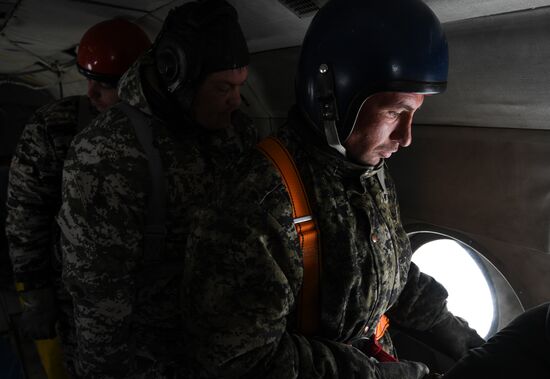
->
[377,360,430,379]
[424,315,485,360]
[18,287,58,339]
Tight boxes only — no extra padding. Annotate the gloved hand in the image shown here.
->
[425,315,485,360]
[18,287,58,340]
[377,360,430,379]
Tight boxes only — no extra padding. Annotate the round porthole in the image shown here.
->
[411,238,495,338]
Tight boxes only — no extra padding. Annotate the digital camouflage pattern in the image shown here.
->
[7,95,95,288]
[57,52,257,378]
[6,95,97,373]
[183,109,482,378]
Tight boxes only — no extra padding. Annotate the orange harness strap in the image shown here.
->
[375,314,391,341]
[257,137,321,335]
[256,137,390,343]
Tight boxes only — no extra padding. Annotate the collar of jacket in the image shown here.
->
[287,107,384,180]
[117,51,156,116]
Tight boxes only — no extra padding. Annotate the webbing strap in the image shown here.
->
[257,137,321,336]
[256,137,392,346]
[116,103,167,262]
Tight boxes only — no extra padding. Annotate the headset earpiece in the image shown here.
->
[155,35,190,93]
[153,2,221,94]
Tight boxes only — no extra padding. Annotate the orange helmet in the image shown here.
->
[77,18,151,86]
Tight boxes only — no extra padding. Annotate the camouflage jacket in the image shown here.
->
[183,111,461,378]
[57,53,257,378]
[6,95,96,292]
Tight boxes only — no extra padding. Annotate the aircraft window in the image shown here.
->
[411,238,495,338]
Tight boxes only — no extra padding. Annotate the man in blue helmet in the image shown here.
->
[182,0,484,378]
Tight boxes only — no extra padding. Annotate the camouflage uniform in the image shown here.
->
[183,109,482,378]
[7,96,95,286]
[6,95,97,372]
[57,53,257,378]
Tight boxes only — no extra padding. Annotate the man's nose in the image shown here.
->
[227,87,242,109]
[391,115,413,147]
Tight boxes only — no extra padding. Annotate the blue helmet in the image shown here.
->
[296,0,448,154]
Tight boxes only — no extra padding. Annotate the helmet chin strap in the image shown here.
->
[330,94,376,159]
[323,119,346,156]
[318,63,347,157]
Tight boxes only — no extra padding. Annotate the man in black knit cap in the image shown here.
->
[57,1,257,377]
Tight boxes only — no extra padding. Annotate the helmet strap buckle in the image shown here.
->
[318,63,346,156]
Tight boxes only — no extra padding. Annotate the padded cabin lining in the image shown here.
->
[388,124,550,307]
[389,124,550,255]
[415,7,550,129]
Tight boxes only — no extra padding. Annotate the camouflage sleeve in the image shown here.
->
[6,113,62,287]
[384,170,484,358]
[58,114,147,378]
[387,263,484,358]
[382,171,453,330]
[183,201,386,378]
[387,262,450,331]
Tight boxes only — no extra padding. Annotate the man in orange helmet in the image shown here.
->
[6,18,150,376]
[76,18,151,112]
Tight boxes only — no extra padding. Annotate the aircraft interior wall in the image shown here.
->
[389,125,550,309]
[0,84,53,159]
[416,6,550,129]
[240,46,299,138]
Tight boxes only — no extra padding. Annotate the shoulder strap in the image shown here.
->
[115,103,167,262]
[256,137,392,345]
[256,136,321,336]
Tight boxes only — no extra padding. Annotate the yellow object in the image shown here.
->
[34,337,69,379]
[15,283,69,378]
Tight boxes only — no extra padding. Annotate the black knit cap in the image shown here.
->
[160,0,249,77]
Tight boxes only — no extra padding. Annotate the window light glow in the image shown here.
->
[412,239,494,338]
